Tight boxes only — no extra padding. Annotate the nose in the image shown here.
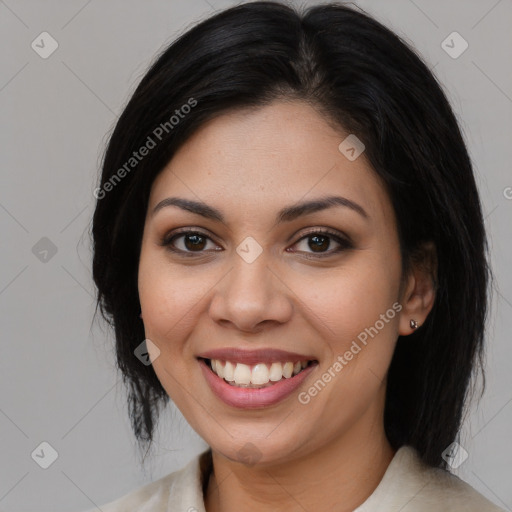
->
[208,252,293,334]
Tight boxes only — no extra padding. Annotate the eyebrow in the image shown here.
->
[151,195,369,223]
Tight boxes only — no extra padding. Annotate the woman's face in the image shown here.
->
[138,100,407,465]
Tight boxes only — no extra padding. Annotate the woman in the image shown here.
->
[89,1,504,510]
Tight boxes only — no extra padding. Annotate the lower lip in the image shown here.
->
[198,358,317,409]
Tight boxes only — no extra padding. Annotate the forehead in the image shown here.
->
[148,100,392,225]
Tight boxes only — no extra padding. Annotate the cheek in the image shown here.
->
[294,258,400,429]
[138,247,204,339]
[138,250,199,407]
[138,249,192,362]
[292,251,401,345]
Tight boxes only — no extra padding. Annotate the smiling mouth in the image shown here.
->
[199,357,318,389]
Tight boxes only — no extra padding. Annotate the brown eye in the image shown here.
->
[291,229,352,257]
[308,234,331,252]
[162,230,220,254]
[182,233,207,251]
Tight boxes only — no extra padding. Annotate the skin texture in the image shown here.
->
[137,100,436,512]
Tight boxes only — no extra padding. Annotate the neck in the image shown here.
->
[204,408,395,512]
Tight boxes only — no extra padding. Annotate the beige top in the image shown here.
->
[84,445,505,511]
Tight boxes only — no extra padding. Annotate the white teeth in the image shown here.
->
[216,360,224,379]
[233,363,251,385]
[269,362,283,381]
[251,364,270,385]
[208,358,311,387]
[223,361,235,381]
[282,362,293,378]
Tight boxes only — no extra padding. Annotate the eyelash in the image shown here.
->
[160,228,353,259]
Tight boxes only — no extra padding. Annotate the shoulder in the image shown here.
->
[420,463,505,511]
[356,445,506,512]
[79,449,211,512]
[83,472,175,512]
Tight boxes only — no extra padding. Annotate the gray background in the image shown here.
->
[0,0,511,511]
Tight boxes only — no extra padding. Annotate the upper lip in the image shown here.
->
[197,348,317,365]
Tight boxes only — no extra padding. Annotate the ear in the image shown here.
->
[398,241,437,336]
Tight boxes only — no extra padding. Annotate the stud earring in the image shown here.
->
[410,319,419,330]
